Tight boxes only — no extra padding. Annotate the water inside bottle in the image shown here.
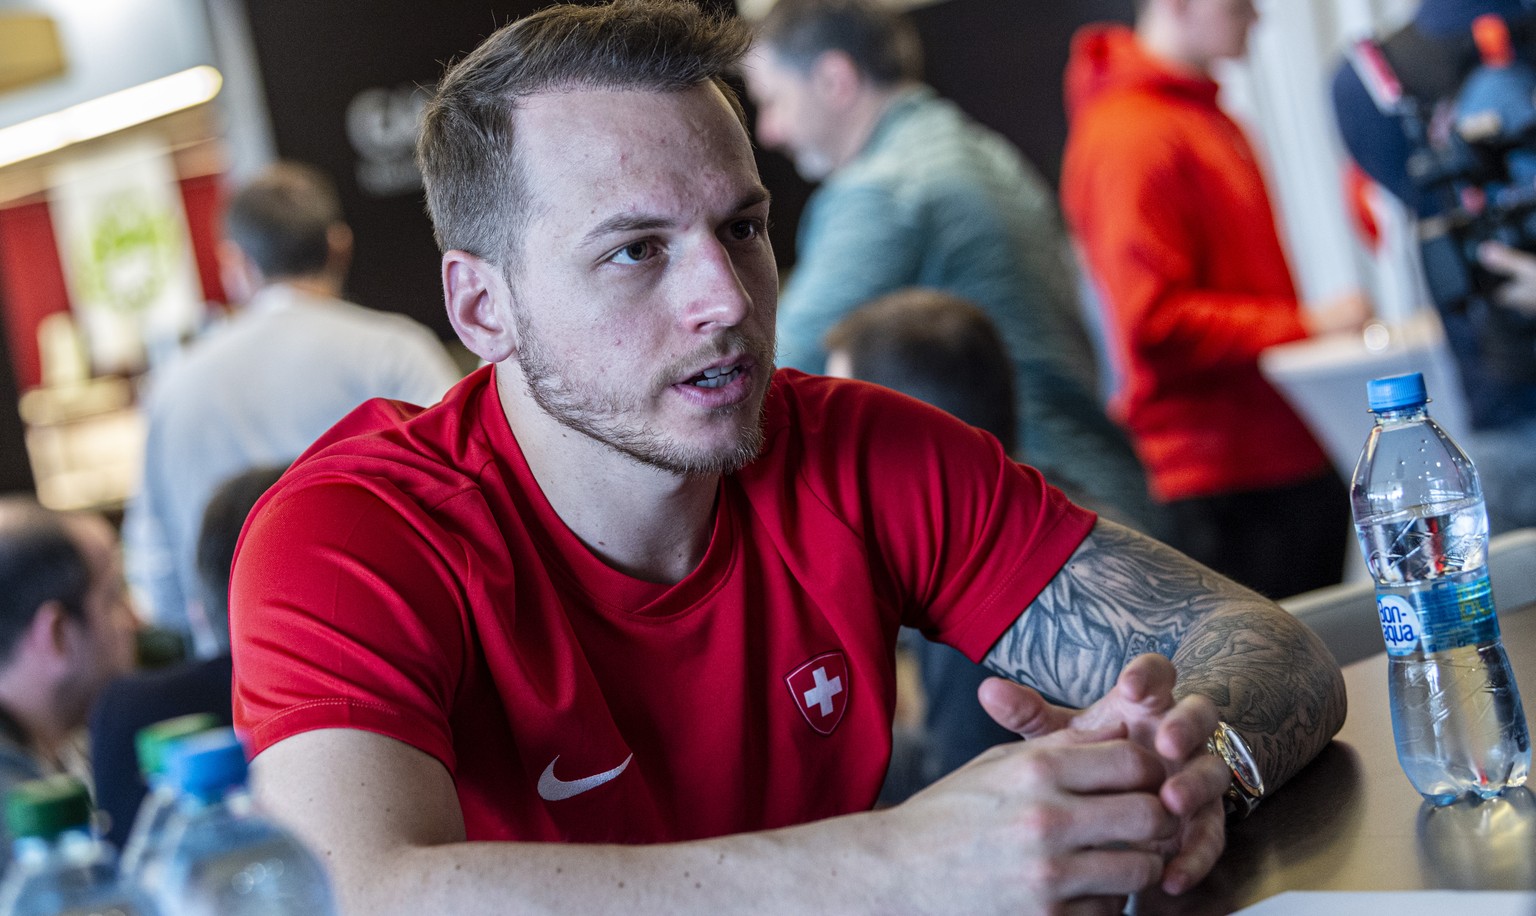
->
[1356,496,1487,585]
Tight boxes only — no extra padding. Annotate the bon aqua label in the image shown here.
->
[1378,574,1500,656]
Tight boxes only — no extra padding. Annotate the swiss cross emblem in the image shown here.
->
[785,651,850,736]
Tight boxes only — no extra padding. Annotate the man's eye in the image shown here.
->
[611,241,655,265]
[728,219,763,242]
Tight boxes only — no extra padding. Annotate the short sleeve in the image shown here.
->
[785,377,1096,663]
[896,429,1096,663]
[230,479,469,771]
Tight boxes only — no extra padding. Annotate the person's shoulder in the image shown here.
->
[851,90,1022,186]
[758,369,989,460]
[302,296,444,347]
[744,371,1016,531]
[1064,90,1190,193]
[1073,86,1189,152]
[141,309,264,396]
[760,368,900,423]
[270,367,496,511]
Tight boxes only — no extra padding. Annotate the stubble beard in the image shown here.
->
[515,313,773,477]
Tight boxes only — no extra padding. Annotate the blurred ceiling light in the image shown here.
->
[0,65,222,169]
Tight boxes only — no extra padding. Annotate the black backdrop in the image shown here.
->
[238,0,1133,336]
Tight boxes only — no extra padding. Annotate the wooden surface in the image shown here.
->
[1137,607,1536,915]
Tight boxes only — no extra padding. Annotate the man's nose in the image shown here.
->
[679,240,753,331]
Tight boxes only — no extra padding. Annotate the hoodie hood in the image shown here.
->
[1064,24,1220,121]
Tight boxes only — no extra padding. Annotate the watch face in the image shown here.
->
[1221,724,1264,797]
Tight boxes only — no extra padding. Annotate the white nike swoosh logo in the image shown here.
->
[537,753,633,801]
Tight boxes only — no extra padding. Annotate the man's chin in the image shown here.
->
[651,419,767,477]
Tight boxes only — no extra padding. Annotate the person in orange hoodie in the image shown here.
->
[1060,0,1371,600]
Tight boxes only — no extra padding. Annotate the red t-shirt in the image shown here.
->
[231,367,1093,843]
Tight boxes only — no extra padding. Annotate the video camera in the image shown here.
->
[1412,104,1536,311]
[1353,14,1536,314]
[1413,127,1536,310]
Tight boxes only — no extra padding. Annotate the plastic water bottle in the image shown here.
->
[153,729,336,916]
[1351,372,1532,804]
[119,713,220,895]
[0,775,158,915]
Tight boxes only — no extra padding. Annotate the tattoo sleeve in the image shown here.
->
[982,517,1348,791]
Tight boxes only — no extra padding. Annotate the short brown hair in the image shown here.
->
[825,288,1017,449]
[417,0,752,266]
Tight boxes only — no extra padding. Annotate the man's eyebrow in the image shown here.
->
[737,186,772,212]
[580,187,773,247]
[582,214,671,246]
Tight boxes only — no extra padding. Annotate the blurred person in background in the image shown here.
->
[1061,0,1371,600]
[122,162,462,655]
[743,0,1167,540]
[0,498,137,855]
[91,464,286,847]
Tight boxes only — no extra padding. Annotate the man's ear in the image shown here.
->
[325,222,355,277]
[443,250,519,364]
[811,50,864,109]
[21,601,73,671]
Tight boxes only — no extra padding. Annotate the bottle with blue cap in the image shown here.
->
[0,774,158,915]
[118,712,219,895]
[1352,371,1531,803]
[152,728,336,916]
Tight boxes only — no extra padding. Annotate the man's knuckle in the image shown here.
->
[1013,751,1058,787]
[1016,803,1066,842]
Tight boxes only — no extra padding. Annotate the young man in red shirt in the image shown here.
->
[233,2,1345,912]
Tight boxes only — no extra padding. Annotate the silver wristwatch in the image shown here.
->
[1207,720,1264,821]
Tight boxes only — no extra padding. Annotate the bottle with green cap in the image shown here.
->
[119,713,219,892]
[0,774,158,915]
[1352,371,1532,804]
[153,728,335,916]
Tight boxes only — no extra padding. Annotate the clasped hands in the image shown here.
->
[891,654,1229,914]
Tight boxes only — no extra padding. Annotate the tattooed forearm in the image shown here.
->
[982,517,1347,791]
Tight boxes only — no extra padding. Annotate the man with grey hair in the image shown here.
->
[123,161,461,654]
[232,2,1343,912]
[744,0,1165,539]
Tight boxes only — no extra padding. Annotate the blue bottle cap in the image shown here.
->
[1367,372,1428,411]
[167,728,249,802]
[135,713,220,781]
